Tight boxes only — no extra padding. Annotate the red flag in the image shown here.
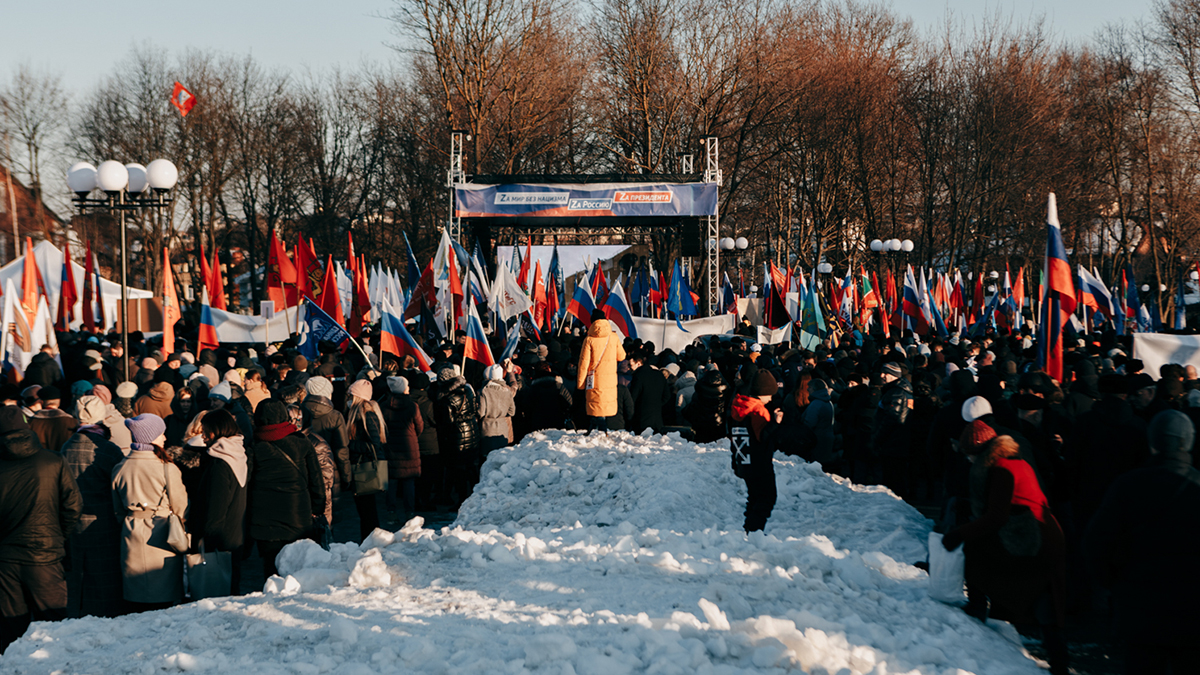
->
[872,270,890,339]
[318,255,345,325]
[266,230,298,307]
[56,239,78,331]
[170,82,196,117]
[347,232,357,275]
[517,238,532,291]
[972,271,985,324]
[447,251,465,322]
[209,249,227,311]
[162,248,181,354]
[21,237,45,328]
[348,255,370,337]
[532,260,547,328]
[295,237,321,301]
[404,262,438,321]
[199,241,213,303]
[81,241,96,332]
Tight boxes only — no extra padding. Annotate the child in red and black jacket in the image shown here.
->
[728,370,783,532]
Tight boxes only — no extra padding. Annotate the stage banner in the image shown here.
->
[455,182,718,218]
[1132,333,1200,378]
[630,314,735,354]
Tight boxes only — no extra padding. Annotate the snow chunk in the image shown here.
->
[524,633,578,668]
[348,549,391,588]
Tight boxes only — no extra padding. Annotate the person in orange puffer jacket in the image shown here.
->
[728,370,783,532]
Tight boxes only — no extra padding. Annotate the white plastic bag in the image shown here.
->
[927,532,967,606]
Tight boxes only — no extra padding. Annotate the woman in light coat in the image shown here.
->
[478,364,516,451]
[575,310,626,431]
[111,413,188,611]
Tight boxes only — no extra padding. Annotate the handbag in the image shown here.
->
[186,544,232,599]
[351,441,388,496]
[161,463,190,554]
[584,338,610,391]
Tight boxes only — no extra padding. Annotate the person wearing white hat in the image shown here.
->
[382,376,422,522]
[478,365,515,452]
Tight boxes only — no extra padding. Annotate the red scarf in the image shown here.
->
[255,422,296,443]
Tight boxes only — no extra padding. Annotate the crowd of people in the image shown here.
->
[0,308,1197,674]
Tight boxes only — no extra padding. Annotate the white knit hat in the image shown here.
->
[961,395,993,422]
[306,376,334,399]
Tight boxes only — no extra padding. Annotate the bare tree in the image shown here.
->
[0,62,69,238]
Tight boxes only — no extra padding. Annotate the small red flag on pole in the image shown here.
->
[170,82,196,117]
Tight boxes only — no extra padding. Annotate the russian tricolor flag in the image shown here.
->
[379,300,433,372]
[566,278,597,327]
[463,302,494,366]
[1039,193,1075,382]
[602,279,638,339]
[198,303,219,356]
[901,265,929,335]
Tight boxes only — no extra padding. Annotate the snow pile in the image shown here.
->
[3,430,1043,675]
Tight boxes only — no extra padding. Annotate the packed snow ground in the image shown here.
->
[5,430,1045,674]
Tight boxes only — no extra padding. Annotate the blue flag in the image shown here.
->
[403,232,421,291]
[298,298,352,361]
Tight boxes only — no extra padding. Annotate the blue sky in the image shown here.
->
[2,0,1157,96]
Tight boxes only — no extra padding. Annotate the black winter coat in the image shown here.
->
[685,372,730,443]
[303,395,351,485]
[610,384,635,432]
[516,377,573,435]
[1070,396,1149,529]
[0,429,82,564]
[59,429,123,529]
[409,386,439,456]
[629,366,671,433]
[1084,450,1200,645]
[187,439,248,552]
[872,378,913,459]
[247,433,325,541]
[24,352,63,390]
[434,377,481,456]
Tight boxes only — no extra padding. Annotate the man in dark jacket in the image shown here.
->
[1085,410,1200,675]
[685,369,730,443]
[60,396,124,617]
[873,361,913,497]
[515,362,572,437]
[23,348,63,391]
[628,351,672,433]
[0,406,82,653]
[249,401,326,578]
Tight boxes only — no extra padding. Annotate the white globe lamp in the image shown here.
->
[96,160,129,193]
[125,163,148,194]
[146,159,179,191]
[66,162,97,196]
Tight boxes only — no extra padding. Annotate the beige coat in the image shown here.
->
[111,451,189,604]
[244,379,270,412]
[575,320,626,418]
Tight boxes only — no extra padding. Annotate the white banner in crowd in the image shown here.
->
[629,315,735,354]
[1132,333,1200,378]
[757,323,793,345]
[208,305,301,344]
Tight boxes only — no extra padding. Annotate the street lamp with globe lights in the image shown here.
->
[68,158,177,380]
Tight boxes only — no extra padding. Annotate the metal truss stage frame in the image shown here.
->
[446,134,723,315]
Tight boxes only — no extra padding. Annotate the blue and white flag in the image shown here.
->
[297,298,352,361]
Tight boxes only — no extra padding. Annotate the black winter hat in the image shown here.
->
[254,399,291,427]
[0,405,29,433]
[38,386,62,401]
[750,370,778,397]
